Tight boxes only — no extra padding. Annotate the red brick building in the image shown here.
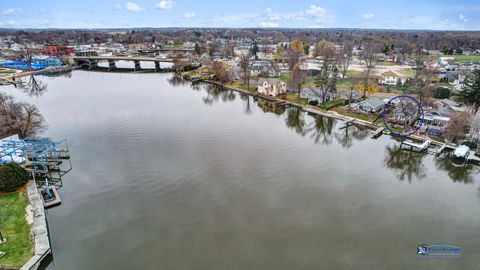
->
[44,45,74,56]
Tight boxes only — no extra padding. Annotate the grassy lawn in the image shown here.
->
[334,107,380,122]
[378,61,395,66]
[279,73,289,83]
[284,93,308,106]
[345,70,363,79]
[226,81,256,92]
[336,79,353,90]
[399,69,415,78]
[319,99,344,110]
[455,55,480,63]
[0,192,33,269]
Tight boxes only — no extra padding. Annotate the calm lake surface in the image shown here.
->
[3,71,480,269]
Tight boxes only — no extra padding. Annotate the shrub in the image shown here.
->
[308,100,319,106]
[432,87,451,99]
[462,141,478,150]
[0,163,30,192]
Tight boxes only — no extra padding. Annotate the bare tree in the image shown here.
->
[19,49,33,70]
[16,103,47,139]
[314,61,338,103]
[288,63,306,94]
[445,112,471,143]
[359,40,381,98]
[239,53,252,90]
[337,42,353,79]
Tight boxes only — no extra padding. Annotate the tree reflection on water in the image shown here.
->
[334,122,369,148]
[18,75,48,97]
[284,107,307,137]
[434,154,479,184]
[384,143,427,182]
[307,114,335,145]
[202,84,236,105]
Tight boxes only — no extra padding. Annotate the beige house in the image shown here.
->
[379,70,405,85]
[257,78,287,96]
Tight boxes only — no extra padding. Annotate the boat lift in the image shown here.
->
[0,137,71,207]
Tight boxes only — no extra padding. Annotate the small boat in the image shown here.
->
[0,251,5,258]
[40,185,62,208]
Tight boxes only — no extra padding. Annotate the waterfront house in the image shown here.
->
[257,78,287,97]
[379,70,405,85]
[352,98,385,113]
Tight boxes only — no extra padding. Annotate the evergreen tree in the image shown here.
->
[461,69,480,114]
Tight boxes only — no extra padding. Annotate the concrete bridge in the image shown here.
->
[73,56,189,71]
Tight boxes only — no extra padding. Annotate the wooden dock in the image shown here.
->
[371,127,385,139]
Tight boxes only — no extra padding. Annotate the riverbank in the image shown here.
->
[202,79,380,130]
[0,65,77,84]
[200,78,456,147]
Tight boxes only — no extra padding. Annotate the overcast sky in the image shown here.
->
[0,0,478,30]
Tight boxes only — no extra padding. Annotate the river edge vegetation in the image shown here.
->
[0,191,33,269]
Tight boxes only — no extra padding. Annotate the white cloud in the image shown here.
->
[2,8,22,16]
[38,8,47,14]
[305,5,327,21]
[114,4,123,10]
[362,13,375,21]
[156,1,174,10]
[459,14,469,22]
[282,5,333,24]
[125,2,145,12]
[183,12,196,19]
[0,20,18,27]
[260,21,278,28]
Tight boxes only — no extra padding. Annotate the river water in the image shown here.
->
[3,71,480,269]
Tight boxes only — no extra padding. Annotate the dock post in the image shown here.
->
[108,60,116,71]
[134,60,141,72]
[155,61,161,71]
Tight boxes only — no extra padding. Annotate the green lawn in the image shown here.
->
[319,99,344,110]
[0,192,33,269]
[279,74,289,83]
[378,61,395,66]
[399,69,415,78]
[285,93,308,106]
[336,79,353,90]
[226,81,256,92]
[345,70,363,79]
[455,55,480,63]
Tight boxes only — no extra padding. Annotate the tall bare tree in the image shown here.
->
[288,63,306,94]
[239,53,252,90]
[337,42,353,79]
[359,40,380,98]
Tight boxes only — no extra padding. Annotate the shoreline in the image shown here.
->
[203,79,379,130]
[201,78,449,146]
[0,66,76,84]
[19,181,51,270]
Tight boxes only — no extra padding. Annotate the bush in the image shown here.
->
[433,87,451,99]
[462,141,478,150]
[308,100,319,106]
[0,163,30,192]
